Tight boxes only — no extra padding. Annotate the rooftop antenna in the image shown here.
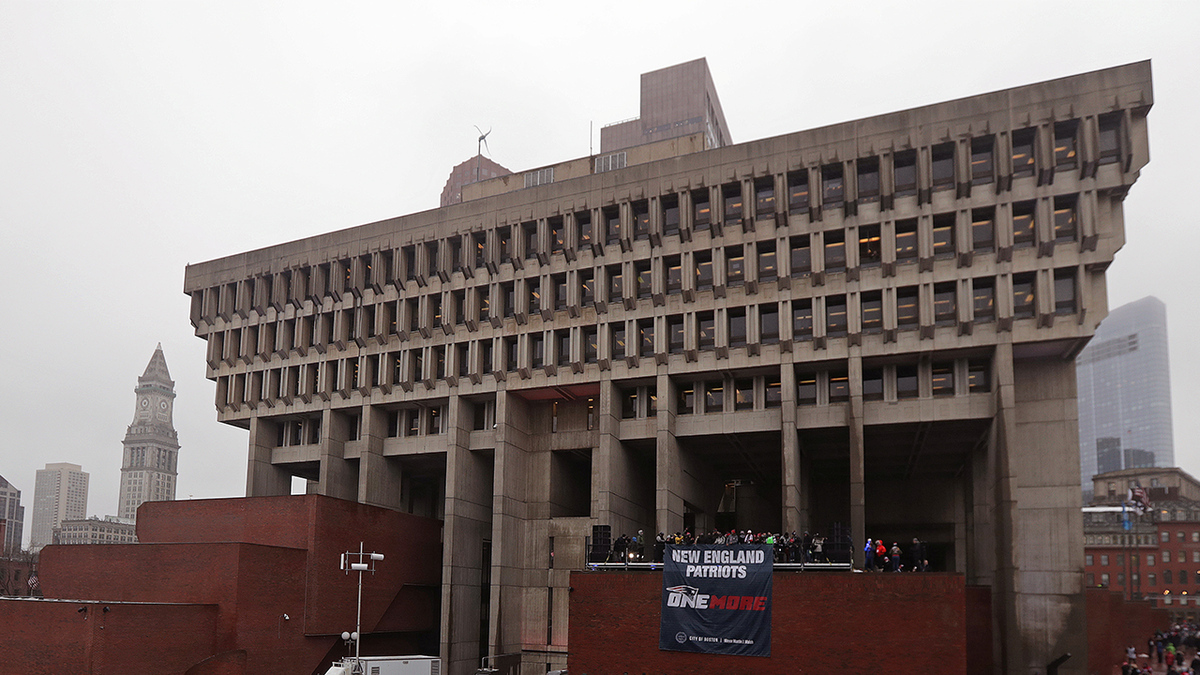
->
[473,125,492,185]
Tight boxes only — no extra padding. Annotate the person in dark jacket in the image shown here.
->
[909,538,924,571]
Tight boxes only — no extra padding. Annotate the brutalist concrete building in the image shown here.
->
[183,61,1152,675]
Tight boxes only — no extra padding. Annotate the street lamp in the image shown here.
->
[340,542,385,672]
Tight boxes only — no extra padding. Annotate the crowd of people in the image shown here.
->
[602,528,931,571]
[1122,626,1200,674]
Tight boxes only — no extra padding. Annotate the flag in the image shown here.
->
[27,575,39,590]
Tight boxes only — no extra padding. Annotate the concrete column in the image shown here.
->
[780,358,803,533]
[592,378,642,536]
[489,391,533,658]
[655,373,684,536]
[317,408,357,501]
[246,415,290,497]
[442,394,494,675]
[357,404,401,510]
[847,355,865,569]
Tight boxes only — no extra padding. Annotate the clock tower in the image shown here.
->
[118,344,180,521]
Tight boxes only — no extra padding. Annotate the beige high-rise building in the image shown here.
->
[0,475,24,554]
[117,344,180,521]
[183,61,1152,675]
[30,463,88,551]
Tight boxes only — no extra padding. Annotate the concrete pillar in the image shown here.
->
[441,394,494,675]
[246,415,290,497]
[847,355,865,569]
[592,378,642,536]
[317,408,357,501]
[780,358,803,533]
[489,391,533,659]
[358,403,401,510]
[655,373,684,535]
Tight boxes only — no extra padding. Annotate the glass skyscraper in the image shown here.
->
[1077,296,1174,493]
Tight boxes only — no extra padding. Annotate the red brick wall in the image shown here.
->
[1086,588,1169,675]
[966,585,994,675]
[569,572,966,675]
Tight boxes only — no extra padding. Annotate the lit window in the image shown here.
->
[932,362,954,396]
[859,225,881,267]
[972,278,995,323]
[726,246,745,287]
[1012,274,1035,319]
[692,189,711,230]
[1011,129,1036,178]
[826,295,847,338]
[755,177,775,216]
[787,171,809,213]
[758,242,778,281]
[1054,120,1078,169]
[723,183,743,222]
[933,283,956,325]
[828,370,849,403]
[897,287,919,329]
[792,300,813,341]
[695,253,713,292]
[1053,195,1077,243]
[790,236,812,277]
[861,292,883,333]
[1012,201,1036,249]
[972,208,995,253]
[821,164,844,205]
[895,219,918,262]
[932,214,955,258]
[824,230,846,273]
[971,136,994,185]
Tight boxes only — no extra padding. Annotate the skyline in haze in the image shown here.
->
[2,1,1198,548]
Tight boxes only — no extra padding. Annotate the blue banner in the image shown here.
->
[659,544,772,657]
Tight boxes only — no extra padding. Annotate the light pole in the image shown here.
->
[340,542,384,672]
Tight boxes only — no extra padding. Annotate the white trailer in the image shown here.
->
[324,655,440,675]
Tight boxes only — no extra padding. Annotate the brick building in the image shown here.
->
[182,61,1152,675]
[53,515,137,545]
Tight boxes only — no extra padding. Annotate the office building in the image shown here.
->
[52,515,137,545]
[118,344,180,521]
[600,57,732,154]
[1077,296,1174,494]
[30,463,88,551]
[183,61,1152,675]
[0,475,24,555]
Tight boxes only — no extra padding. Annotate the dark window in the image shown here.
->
[973,277,995,323]
[481,341,493,373]
[454,290,465,324]
[758,242,777,282]
[932,213,955,258]
[554,275,567,311]
[790,236,812,276]
[523,223,539,260]
[1011,129,1036,178]
[528,280,541,314]
[933,283,956,325]
[728,309,747,348]
[498,229,512,264]
[895,219,918,262]
[473,233,487,268]
[608,265,623,303]
[1053,195,1077,243]
[639,320,655,357]
[787,170,810,213]
[821,164,844,205]
[635,262,652,299]
[580,270,595,306]
[971,136,994,185]
[668,315,684,353]
[896,365,919,399]
[863,368,884,401]
[797,372,817,405]
[861,291,883,333]
[577,211,593,247]
[611,326,626,360]
[403,246,416,281]
[1098,114,1121,165]
[530,334,544,368]
[557,331,571,366]
[931,362,955,397]
[723,183,743,221]
[931,143,955,192]
[583,327,598,363]
[894,151,917,197]
[705,381,724,413]
[826,295,847,338]
[857,157,880,203]
[755,177,775,216]
[824,230,846,273]
[765,378,782,408]
[1013,273,1035,319]
[662,194,680,236]
[760,304,779,344]
[678,383,695,414]
[829,370,849,403]
[692,189,712,230]
[550,217,565,253]
[972,208,995,253]
[968,359,990,392]
[622,389,637,419]
[1054,269,1076,315]
[726,246,745,287]
[449,239,462,272]
[792,300,813,340]
[697,312,715,351]
[734,379,754,411]
[897,287,919,328]
[695,252,713,291]
[665,257,682,295]
[633,201,650,240]
[505,337,518,372]
[502,283,514,318]
[1012,201,1036,249]
[604,208,621,246]
[859,225,881,268]
[1054,120,1078,169]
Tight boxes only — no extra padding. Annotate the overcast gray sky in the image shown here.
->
[2,1,1197,547]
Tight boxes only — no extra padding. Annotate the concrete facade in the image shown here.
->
[30,462,88,552]
[600,58,732,154]
[54,515,137,545]
[441,154,511,208]
[118,344,180,521]
[1077,296,1174,494]
[182,61,1153,675]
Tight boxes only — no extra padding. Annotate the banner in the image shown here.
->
[659,544,772,657]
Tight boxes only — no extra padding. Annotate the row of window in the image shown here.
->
[207,270,1079,374]
[193,179,1092,326]
[1089,571,1199,589]
[1089,549,1200,567]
